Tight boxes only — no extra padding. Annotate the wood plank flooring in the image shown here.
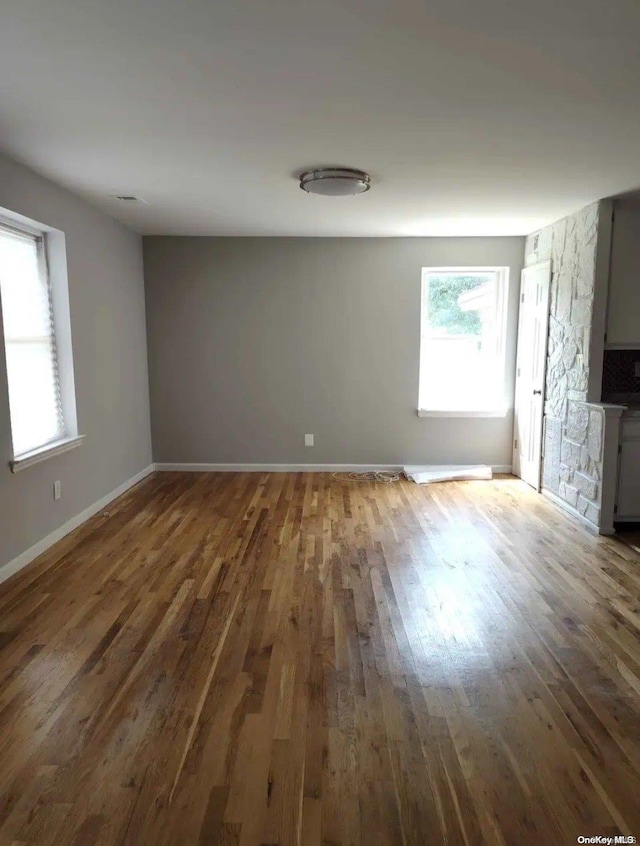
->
[1,471,640,845]
[616,528,640,556]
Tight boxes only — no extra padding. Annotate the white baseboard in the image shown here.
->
[0,464,154,587]
[154,462,514,474]
[541,488,601,535]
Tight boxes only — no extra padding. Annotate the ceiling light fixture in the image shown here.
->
[299,167,371,197]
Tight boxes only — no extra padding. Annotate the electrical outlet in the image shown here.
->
[635,361,640,378]
[304,434,314,447]
[53,480,61,501]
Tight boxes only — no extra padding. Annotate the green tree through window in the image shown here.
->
[427,275,483,335]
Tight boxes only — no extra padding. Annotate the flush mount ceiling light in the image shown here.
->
[299,167,371,196]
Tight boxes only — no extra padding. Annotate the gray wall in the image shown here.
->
[607,200,640,347]
[0,153,152,570]
[144,237,524,466]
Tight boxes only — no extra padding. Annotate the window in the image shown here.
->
[419,267,509,415]
[0,218,80,468]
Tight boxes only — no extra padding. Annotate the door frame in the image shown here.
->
[512,260,552,491]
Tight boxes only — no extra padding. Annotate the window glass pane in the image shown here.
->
[5,341,62,455]
[0,234,52,338]
[420,270,505,411]
[0,227,65,455]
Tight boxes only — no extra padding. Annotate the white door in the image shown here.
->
[513,261,551,490]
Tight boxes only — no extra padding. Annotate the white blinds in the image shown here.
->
[0,224,66,456]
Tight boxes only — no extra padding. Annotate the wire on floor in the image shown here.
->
[331,471,402,483]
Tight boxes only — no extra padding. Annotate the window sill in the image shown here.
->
[417,409,508,418]
[10,435,85,473]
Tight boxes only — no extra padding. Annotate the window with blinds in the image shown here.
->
[0,223,66,457]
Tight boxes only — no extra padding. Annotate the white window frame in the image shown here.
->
[418,266,510,417]
[0,209,83,472]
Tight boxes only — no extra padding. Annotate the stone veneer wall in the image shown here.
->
[523,203,603,527]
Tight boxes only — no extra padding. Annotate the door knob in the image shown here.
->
[533,389,542,395]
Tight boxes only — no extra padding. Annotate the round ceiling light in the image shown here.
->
[299,167,371,196]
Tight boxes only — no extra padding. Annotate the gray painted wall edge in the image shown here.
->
[0,153,152,570]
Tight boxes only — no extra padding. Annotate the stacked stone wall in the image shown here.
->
[524,203,602,525]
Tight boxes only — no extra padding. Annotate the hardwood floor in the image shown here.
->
[615,528,640,556]
[1,472,640,845]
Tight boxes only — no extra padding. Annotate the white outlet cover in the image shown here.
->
[304,434,314,447]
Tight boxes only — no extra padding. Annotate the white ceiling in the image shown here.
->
[2,0,640,236]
